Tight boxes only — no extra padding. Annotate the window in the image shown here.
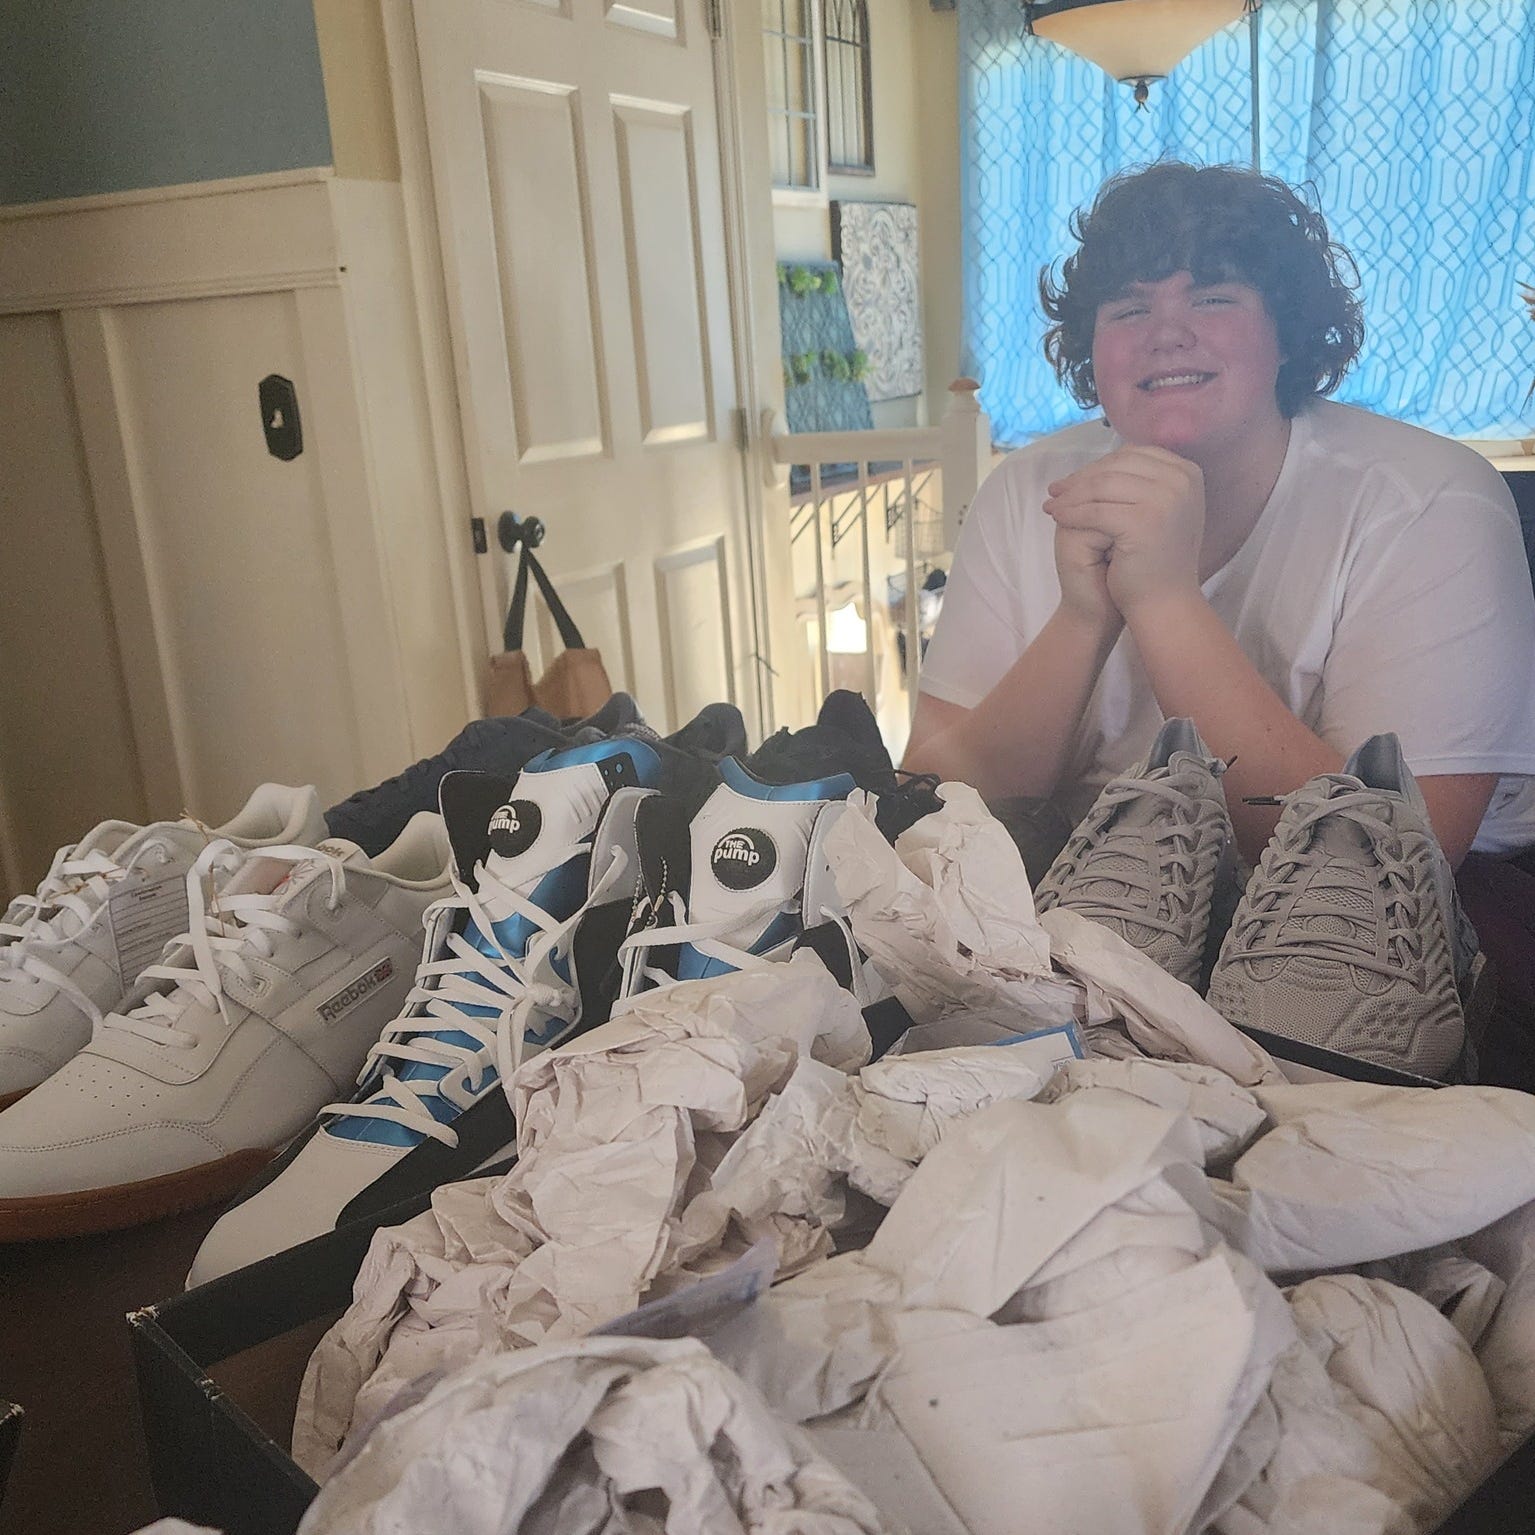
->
[823,0,873,175]
[763,0,820,192]
[959,0,1535,444]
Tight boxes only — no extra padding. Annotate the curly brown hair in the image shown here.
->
[1039,162,1365,417]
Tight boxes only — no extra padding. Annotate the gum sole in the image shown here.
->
[0,1146,276,1242]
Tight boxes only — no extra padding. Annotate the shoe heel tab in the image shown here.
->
[376,811,451,884]
[668,702,748,759]
[1343,733,1409,793]
[1148,716,1209,771]
[224,782,325,844]
[817,689,885,753]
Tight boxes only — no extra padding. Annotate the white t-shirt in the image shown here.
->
[919,400,1535,855]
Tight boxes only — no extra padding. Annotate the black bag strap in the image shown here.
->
[502,545,586,653]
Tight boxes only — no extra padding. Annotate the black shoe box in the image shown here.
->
[129,1189,433,1535]
[1235,1022,1449,1089]
[130,1083,1532,1535]
[0,1399,22,1515]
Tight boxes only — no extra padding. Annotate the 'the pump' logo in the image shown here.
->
[488,799,542,859]
[710,828,776,891]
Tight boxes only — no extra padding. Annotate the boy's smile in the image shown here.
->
[1091,271,1287,468]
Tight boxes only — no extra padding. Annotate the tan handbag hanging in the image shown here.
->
[484,542,613,720]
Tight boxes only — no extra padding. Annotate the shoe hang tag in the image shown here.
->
[107,870,191,984]
[590,1238,778,1341]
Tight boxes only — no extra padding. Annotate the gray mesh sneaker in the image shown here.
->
[1207,734,1477,1082]
[1034,718,1236,988]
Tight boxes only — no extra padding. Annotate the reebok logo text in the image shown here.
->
[318,959,395,1023]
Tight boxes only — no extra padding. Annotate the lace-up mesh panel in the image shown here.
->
[1035,733,1233,989]
[1209,777,1465,1080]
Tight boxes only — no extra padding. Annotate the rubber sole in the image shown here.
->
[0,1146,276,1243]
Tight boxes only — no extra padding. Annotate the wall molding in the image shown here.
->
[0,166,335,222]
[0,173,342,315]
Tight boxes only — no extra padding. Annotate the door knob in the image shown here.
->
[497,512,546,552]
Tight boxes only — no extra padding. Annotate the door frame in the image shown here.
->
[379,0,794,734]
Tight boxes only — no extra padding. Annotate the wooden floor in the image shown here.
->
[0,1206,321,1535]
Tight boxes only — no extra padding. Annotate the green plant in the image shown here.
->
[790,351,817,385]
[848,349,870,383]
[820,270,840,295]
[786,265,821,296]
[821,348,852,382]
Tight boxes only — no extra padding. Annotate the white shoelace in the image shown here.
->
[0,832,179,1027]
[101,840,348,1049]
[325,844,629,1146]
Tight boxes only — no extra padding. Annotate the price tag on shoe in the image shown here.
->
[107,870,190,984]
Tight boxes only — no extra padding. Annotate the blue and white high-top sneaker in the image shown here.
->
[618,691,896,999]
[186,729,726,1285]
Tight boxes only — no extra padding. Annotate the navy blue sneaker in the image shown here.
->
[323,710,568,856]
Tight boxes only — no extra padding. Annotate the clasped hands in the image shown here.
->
[1043,445,1205,631]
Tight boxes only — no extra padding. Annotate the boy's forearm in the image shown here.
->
[906,607,1121,798]
[1124,591,1340,859]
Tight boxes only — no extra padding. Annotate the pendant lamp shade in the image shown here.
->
[1026,0,1255,84]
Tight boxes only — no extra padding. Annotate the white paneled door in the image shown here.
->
[413,0,759,735]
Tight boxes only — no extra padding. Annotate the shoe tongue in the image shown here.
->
[685,781,824,938]
[1312,816,1372,858]
[214,838,362,902]
[439,743,658,894]
[1109,789,1169,833]
[482,761,609,893]
[1098,760,1188,841]
[1300,776,1382,858]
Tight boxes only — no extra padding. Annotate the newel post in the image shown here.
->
[939,377,991,551]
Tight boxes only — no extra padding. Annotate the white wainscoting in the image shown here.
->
[0,169,475,897]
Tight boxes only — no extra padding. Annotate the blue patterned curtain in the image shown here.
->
[960,0,1535,445]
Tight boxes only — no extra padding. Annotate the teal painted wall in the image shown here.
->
[1,0,333,205]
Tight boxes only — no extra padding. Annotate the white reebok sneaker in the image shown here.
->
[0,784,328,1110]
[0,812,451,1241]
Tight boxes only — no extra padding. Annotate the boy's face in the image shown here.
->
[1090,270,1286,464]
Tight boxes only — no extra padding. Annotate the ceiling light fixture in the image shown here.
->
[1023,0,1261,107]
